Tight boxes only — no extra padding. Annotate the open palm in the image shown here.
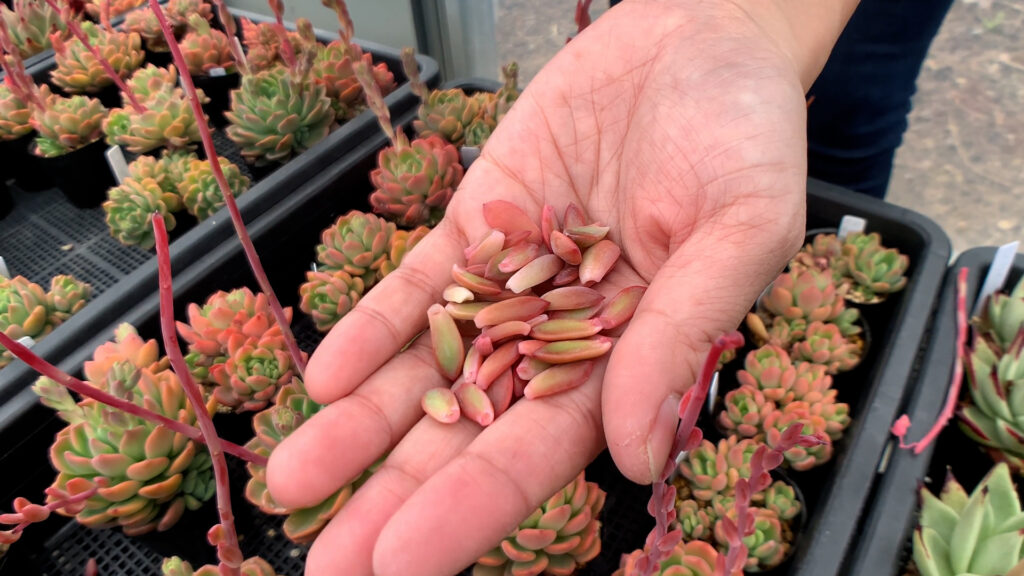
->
[267,1,811,574]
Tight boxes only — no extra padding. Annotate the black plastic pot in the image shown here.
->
[0,8,440,410]
[194,71,241,128]
[845,247,1024,576]
[0,132,35,185]
[37,138,117,208]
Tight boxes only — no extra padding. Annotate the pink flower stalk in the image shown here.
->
[153,215,242,576]
[0,17,44,110]
[0,480,100,548]
[566,0,593,43]
[147,0,307,379]
[891,267,969,453]
[0,332,266,465]
[266,0,297,73]
[207,0,248,74]
[42,0,146,113]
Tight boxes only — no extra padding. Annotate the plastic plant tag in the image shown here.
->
[705,371,719,416]
[0,256,8,279]
[972,241,1020,316]
[837,215,867,240]
[460,146,481,169]
[208,67,226,77]
[16,336,34,348]
[105,146,130,185]
[232,37,247,68]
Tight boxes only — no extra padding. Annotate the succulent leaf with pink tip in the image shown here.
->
[791,321,862,374]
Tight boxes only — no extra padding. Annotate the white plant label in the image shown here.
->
[706,372,720,416]
[232,37,248,69]
[16,336,34,348]
[105,145,130,185]
[973,241,1020,316]
[837,215,867,240]
[460,146,481,169]
[0,256,9,279]
[208,67,226,77]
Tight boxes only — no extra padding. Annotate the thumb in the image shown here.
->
[602,212,803,484]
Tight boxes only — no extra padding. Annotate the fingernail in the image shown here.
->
[646,394,681,482]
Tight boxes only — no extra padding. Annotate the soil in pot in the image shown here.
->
[33,138,116,209]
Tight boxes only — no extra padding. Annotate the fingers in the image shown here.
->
[602,201,805,484]
[304,416,480,576]
[304,219,468,404]
[266,338,447,509]
[370,362,607,576]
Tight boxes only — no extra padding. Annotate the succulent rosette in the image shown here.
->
[0,275,52,368]
[676,438,758,501]
[30,85,107,158]
[472,472,605,576]
[312,41,396,121]
[179,157,250,221]
[103,177,182,250]
[208,331,295,412]
[675,498,717,542]
[834,232,909,303]
[0,0,67,58]
[224,65,335,167]
[760,268,858,329]
[46,275,92,325]
[713,507,788,572]
[162,556,279,576]
[103,86,208,154]
[784,362,832,406]
[736,345,797,404]
[164,0,213,30]
[125,63,178,103]
[315,210,396,286]
[245,378,377,543]
[789,232,843,274]
[764,480,800,522]
[958,334,1024,472]
[0,83,33,142]
[975,275,1024,353]
[179,15,235,76]
[614,539,739,576]
[413,87,482,147]
[298,269,365,333]
[913,463,1024,576]
[717,386,775,439]
[763,402,833,471]
[31,325,215,536]
[123,6,167,52]
[378,225,431,280]
[369,134,464,227]
[790,321,862,374]
[50,22,145,94]
[125,150,197,199]
[238,18,317,73]
[83,0,145,19]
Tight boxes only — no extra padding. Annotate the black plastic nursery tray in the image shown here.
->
[0,115,952,576]
[845,247,1024,576]
[0,9,441,408]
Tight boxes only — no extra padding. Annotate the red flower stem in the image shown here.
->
[207,0,247,74]
[153,216,242,576]
[267,0,297,73]
[890,267,969,453]
[0,332,267,466]
[147,0,307,379]
[43,0,146,113]
[3,484,100,535]
[353,59,400,149]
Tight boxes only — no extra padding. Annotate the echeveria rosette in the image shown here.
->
[46,275,92,325]
[179,157,250,221]
[378,225,431,280]
[736,345,797,404]
[162,555,279,576]
[614,540,739,576]
[103,87,208,154]
[464,118,494,148]
[164,0,213,30]
[312,42,396,121]
[315,210,396,286]
[369,135,464,227]
[713,507,789,572]
[82,323,169,386]
[913,463,1024,576]
[0,276,52,368]
[760,268,859,335]
[299,269,365,333]
[791,321,862,375]
[125,63,178,103]
[126,150,199,199]
[224,66,335,167]
[958,335,1024,473]
[472,472,606,576]
[803,387,851,442]
[784,362,833,406]
[763,403,833,471]
[82,0,145,19]
[50,22,145,95]
[835,232,910,304]
[30,85,107,158]
[675,438,758,501]
[0,0,66,58]
[717,386,775,439]
[675,498,716,542]
[0,84,32,142]
[179,16,235,76]
[789,233,843,275]
[237,18,317,74]
[208,331,298,412]
[123,7,167,53]
[413,87,482,147]
[764,481,800,522]
[102,177,181,250]
[976,274,1024,353]
[244,378,377,544]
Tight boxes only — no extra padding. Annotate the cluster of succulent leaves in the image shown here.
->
[669,438,802,572]
[82,0,146,20]
[31,324,216,536]
[28,84,108,157]
[958,274,1024,473]
[299,209,430,332]
[789,231,910,304]
[912,463,1024,576]
[615,540,742,576]
[0,0,68,59]
[103,148,250,249]
[243,377,379,544]
[49,20,145,95]
[176,287,300,413]
[1,274,92,369]
[413,62,520,149]
[103,64,210,154]
[162,555,280,576]
[311,38,396,121]
[472,472,606,576]
[124,0,214,54]
[0,83,33,142]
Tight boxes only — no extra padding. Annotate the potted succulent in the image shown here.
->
[178,13,236,125]
[1,274,92,369]
[0,0,68,59]
[48,17,144,107]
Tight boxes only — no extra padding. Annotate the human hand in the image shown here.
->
[266,0,826,573]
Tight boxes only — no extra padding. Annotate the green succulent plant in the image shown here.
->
[913,463,1024,576]
[46,275,92,325]
[976,275,1024,353]
[413,88,482,147]
[473,472,606,576]
[0,275,52,368]
[717,386,775,439]
[0,0,67,58]
[30,85,107,158]
[179,14,235,76]
[164,0,213,30]
[125,150,198,199]
[125,64,178,103]
[959,334,1024,473]
[369,134,464,227]
[736,345,797,404]
[675,498,717,542]
[104,86,208,154]
[50,22,144,95]
[123,6,167,53]
[224,65,335,167]
[315,210,396,286]
[178,157,250,221]
[835,232,909,304]
[790,321,862,375]
[208,332,296,412]
[102,177,182,250]
[378,225,431,280]
[162,556,280,576]
[0,83,33,142]
[615,540,733,576]
[714,507,788,572]
[759,268,860,337]
[298,269,365,333]
[789,233,843,275]
[676,438,758,501]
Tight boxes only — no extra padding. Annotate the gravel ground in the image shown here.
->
[494,0,1023,256]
